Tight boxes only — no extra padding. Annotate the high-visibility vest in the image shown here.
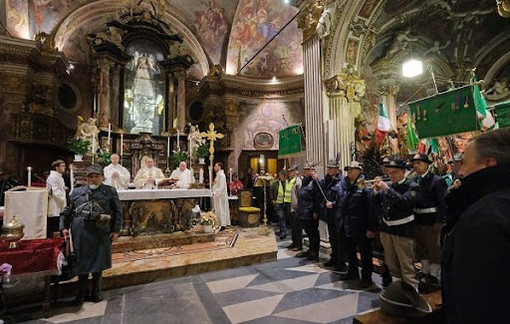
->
[284,178,295,203]
[276,181,285,204]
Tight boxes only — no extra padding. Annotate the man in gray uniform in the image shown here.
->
[60,164,122,305]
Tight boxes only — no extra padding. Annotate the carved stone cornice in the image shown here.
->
[324,73,365,102]
[498,0,510,17]
[297,0,324,42]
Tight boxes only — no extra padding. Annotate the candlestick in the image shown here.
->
[167,136,170,157]
[199,168,204,184]
[27,166,32,187]
[177,130,180,151]
[229,168,232,184]
[92,136,96,163]
[120,133,124,157]
[107,123,111,145]
[70,164,74,194]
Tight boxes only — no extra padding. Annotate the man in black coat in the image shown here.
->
[373,159,419,288]
[410,153,447,287]
[442,128,510,324]
[60,164,122,305]
[339,161,377,288]
[295,164,321,261]
[318,159,345,269]
[0,169,20,206]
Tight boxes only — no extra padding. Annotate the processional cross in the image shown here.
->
[201,123,224,191]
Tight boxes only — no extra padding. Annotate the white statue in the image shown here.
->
[385,29,418,59]
[424,40,451,57]
[78,117,100,146]
[316,5,334,38]
[188,125,204,161]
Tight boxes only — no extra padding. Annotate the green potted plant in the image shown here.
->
[170,150,189,169]
[196,144,209,164]
[97,148,111,167]
[69,138,90,161]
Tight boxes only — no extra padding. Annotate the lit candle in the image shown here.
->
[27,166,32,187]
[70,164,74,193]
[229,168,233,184]
[120,133,124,157]
[177,130,180,151]
[199,168,204,184]
[107,123,111,145]
[167,136,170,157]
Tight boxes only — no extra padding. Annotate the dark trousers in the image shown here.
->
[341,231,373,281]
[275,203,288,234]
[327,218,339,262]
[300,218,320,256]
[290,211,302,248]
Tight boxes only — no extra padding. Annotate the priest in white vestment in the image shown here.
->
[170,161,194,188]
[104,154,131,190]
[133,157,165,189]
[47,159,67,217]
[212,162,230,230]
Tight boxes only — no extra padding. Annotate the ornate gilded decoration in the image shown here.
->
[34,32,57,53]
[324,73,366,102]
[498,0,510,17]
[297,0,325,42]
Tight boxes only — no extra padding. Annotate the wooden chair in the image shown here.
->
[237,191,260,227]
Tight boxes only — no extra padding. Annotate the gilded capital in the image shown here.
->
[379,83,400,96]
[297,1,324,42]
[325,73,366,102]
[224,99,239,117]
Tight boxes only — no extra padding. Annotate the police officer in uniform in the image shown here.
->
[339,161,377,288]
[318,159,345,268]
[410,153,447,288]
[373,159,419,289]
[60,164,122,305]
[295,164,321,261]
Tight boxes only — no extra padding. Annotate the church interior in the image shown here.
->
[1,0,510,323]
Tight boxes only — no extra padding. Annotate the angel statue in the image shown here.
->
[188,125,204,162]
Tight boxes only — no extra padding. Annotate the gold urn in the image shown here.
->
[1,215,24,249]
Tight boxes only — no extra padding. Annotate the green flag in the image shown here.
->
[472,75,495,129]
[405,122,419,152]
[429,138,439,154]
[278,124,304,158]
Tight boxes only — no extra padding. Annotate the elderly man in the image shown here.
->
[373,159,418,288]
[60,164,122,305]
[47,159,67,218]
[442,128,510,324]
[103,154,130,190]
[286,166,303,251]
[170,161,194,188]
[133,157,165,189]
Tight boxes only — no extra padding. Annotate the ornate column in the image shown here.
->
[96,58,113,129]
[110,64,122,128]
[166,73,176,132]
[176,71,187,132]
[224,98,240,170]
[325,73,366,169]
[297,1,327,175]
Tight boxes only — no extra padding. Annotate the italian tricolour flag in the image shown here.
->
[375,102,391,147]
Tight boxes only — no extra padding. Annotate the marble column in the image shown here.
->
[167,73,176,132]
[97,58,113,129]
[110,64,121,128]
[325,73,366,169]
[176,71,186,132]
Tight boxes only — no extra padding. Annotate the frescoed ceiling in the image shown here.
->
[4,0,303,79]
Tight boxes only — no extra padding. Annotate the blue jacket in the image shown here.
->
[340,176,376,238]
[318,174,344,223]
[296,176,320,220]
[413,172,447,225]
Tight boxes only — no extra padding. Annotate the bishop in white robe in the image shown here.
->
[170,161,194,188]
[104,154,131,190]
[133,157,165,189]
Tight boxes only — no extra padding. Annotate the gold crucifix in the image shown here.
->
[201,123,224,189]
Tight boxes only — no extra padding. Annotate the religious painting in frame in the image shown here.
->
[346,38,359,66]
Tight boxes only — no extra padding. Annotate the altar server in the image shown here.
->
[212,162,230,230]
[104,154,130,190]
[47,159,67,217]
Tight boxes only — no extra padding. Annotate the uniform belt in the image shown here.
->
[383,214,414,226]
[414,207,437,214]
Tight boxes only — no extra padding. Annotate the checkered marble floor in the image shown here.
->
[14,238,382,324]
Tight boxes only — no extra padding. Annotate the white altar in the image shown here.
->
[4,188,48,239]
[117,188,211,201]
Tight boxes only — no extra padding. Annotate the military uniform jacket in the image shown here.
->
[296,176,320,221]
[60,184,123,274]
[373,179,418,238]
[340,176,376,238]
[413,172,447,225]
[318,174,344,223]
[442,166,510,324]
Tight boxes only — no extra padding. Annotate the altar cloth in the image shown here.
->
[117,188,211,201]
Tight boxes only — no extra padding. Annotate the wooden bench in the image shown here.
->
[353,290,443,324]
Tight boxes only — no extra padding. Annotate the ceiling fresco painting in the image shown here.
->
[226,0,302,78]
[6,0,30,38]
[28,0,89,37]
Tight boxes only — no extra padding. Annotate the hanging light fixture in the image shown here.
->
[402,58,423,78]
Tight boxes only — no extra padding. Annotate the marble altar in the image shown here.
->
[118,188,211,236]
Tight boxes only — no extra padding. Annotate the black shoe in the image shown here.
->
[286,244,296,250]
[279,233,287,240]
[382,273,393,288]
[72,292,85,306]
[91,289,103,303]
[295,251,310,258]
[358,279,374,289]
[306,253,319,261]
[323,259,336,267]
[339,273,360,281]
[220,226,226,231]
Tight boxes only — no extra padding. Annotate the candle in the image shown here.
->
[167,136,170,157]
[229,168,233,184]
[70,164,74,193]
[27,166,32,187]
[107,123,111,145]
[92,136,96,163]
[199,168,204,184]
[209,165,213,192]
[177,130,180,151]
[120,133,124,157]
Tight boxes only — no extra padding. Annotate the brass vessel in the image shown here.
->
[1,215,24,249]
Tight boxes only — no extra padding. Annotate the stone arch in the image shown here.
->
[53,0,209,76]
